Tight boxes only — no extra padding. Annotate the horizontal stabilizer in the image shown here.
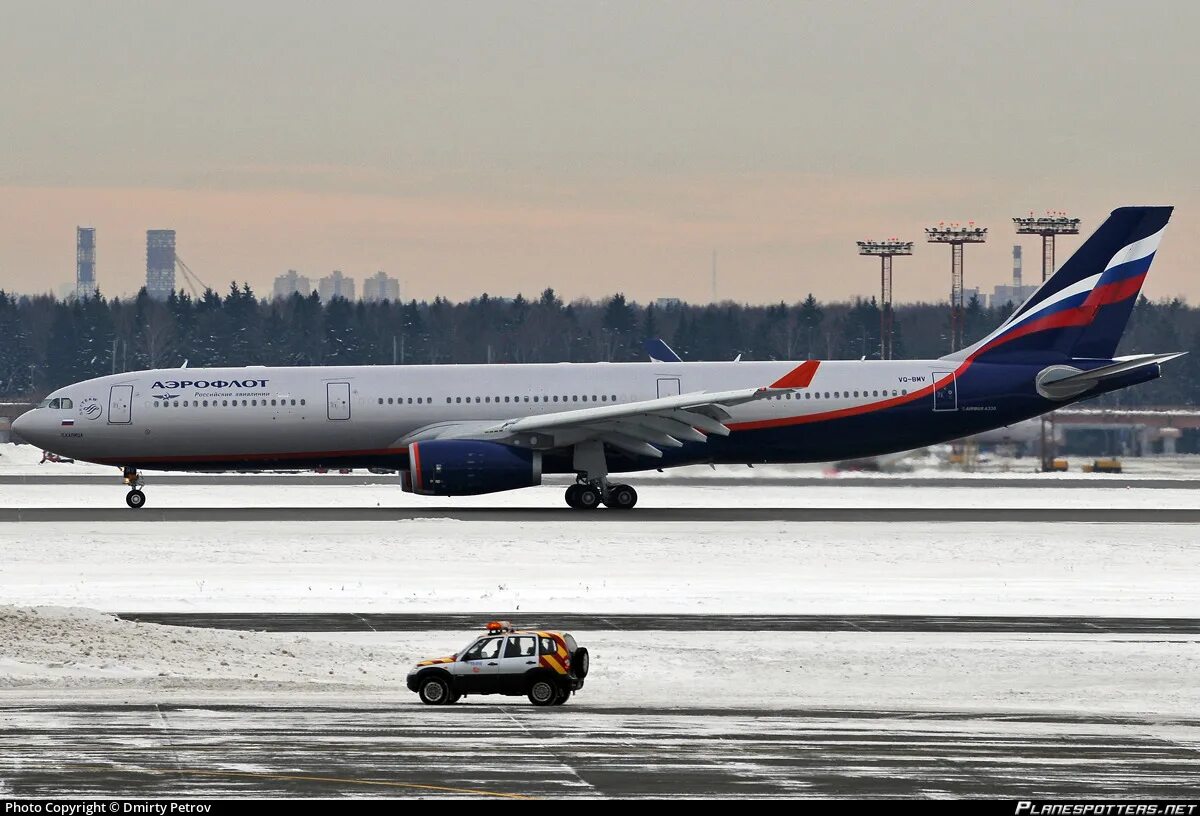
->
[1036,352,1187,399]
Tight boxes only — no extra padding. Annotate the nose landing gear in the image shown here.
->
[123,467,146,509]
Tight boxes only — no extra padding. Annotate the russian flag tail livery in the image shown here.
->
[945,206,1173,364]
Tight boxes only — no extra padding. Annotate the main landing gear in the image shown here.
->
[563,481,638,510]
[123,467,146,509]
[563,440,638,510]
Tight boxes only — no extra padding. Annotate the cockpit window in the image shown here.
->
[59,398,73,410]
[47,399,61,409]
[36,399,50,409]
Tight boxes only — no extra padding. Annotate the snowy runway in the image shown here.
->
[2,463,1199,796]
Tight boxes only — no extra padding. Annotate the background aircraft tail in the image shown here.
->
[945,206,1173,363]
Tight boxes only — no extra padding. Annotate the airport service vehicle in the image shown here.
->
[14,206,1185,510]
[406,622,588,706]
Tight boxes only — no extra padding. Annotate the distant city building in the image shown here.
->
[318,270,356,303]
[74,227,96,299]
[962,286,985,308]
[362,270,400,303]
[145,230,176,300]
[273,270,313,300]
[655,298,682,309]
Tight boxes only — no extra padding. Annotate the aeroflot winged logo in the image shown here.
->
[152,378,269,389]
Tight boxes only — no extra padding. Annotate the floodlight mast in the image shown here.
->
[856,239,913,360]
[925,223,988,351]
[1013,212,1081,282]
[1013,212,1081,473]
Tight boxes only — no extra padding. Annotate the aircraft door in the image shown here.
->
[657,377,681,399]
[326,382,351,420]
[932,371,958,412]
[108,385,133,424]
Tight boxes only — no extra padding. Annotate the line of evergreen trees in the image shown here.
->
[0,284,1195,406]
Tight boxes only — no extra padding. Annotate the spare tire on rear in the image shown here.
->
[572,647,589,678]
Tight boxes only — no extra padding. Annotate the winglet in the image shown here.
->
[769,360,820,389]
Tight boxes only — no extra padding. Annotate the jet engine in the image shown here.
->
[402,440,542,496]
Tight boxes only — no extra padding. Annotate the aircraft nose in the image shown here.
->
[12,410,39,443]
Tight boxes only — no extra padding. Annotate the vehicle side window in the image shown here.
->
[538,636,558,656]
[504,636,536,658]
[462,636,502,661]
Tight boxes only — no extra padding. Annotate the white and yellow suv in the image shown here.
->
[406,622,589,706]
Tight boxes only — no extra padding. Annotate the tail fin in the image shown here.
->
[945,206,1172,363]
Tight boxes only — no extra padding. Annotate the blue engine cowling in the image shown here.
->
[402,440,543,496]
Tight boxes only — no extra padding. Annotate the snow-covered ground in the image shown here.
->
[1,519,1197,616]
[3,607,1198,716]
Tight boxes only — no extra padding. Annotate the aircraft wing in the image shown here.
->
[397,361,819,457]
[399,387,781,458]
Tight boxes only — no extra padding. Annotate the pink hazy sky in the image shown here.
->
[2,2,1198,304]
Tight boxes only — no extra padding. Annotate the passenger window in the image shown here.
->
[539,636,558,656]
[572,395,578,402]
[462,637,503,662]
[378,398,383,405]
[504,636,537,658]
[301,399,306,406]
[153,401,160,408]
[485,396,491,403]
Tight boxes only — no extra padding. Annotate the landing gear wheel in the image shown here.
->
[603,484,637,510]
[574,485,601,510]
[125,489,146,510]
[565,484,582,508]
[552,687,570,706]
[528,678,559,706]
[418,676,451,705]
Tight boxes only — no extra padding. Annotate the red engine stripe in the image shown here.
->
[410,442,423,493]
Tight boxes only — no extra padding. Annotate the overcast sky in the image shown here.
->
[2,1,1198,304]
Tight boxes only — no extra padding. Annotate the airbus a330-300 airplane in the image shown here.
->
[14,206,1185,510]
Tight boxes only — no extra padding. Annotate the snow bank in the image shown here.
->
[4,606,1198,716]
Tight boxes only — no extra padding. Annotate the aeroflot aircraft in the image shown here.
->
[14,206,1184,510]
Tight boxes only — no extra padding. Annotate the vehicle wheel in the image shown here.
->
[564,484,582,508]
[418,675,451,705]
[604,484,637,510]
[446,691,462,705]
[125,489,146,509]
[572,647,590,679]
[528,678,559,706]
[552,687,570,705]
[574,485,601,510]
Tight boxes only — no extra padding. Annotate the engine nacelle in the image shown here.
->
[402,440,542,496]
